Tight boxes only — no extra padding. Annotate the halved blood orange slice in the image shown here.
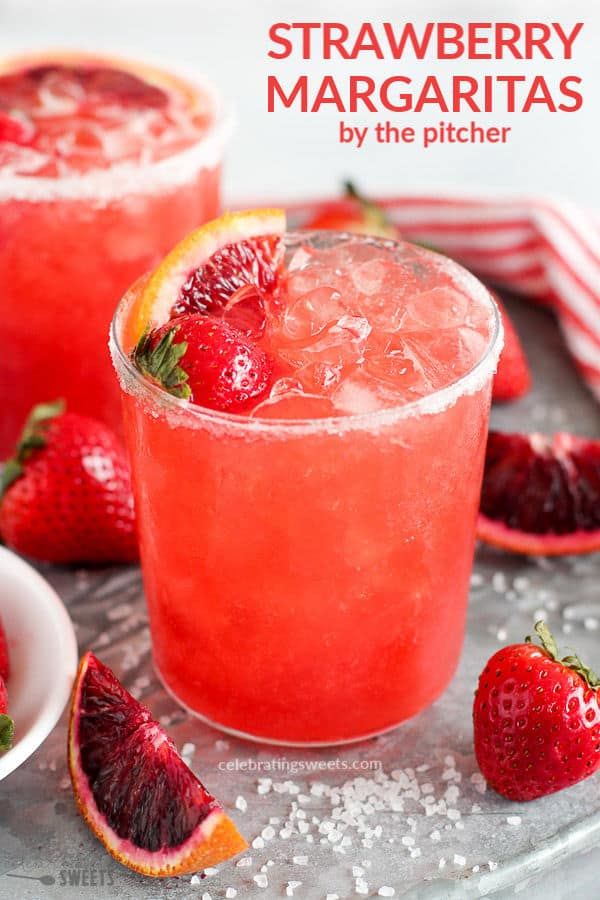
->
[478,431,600,556]
[128,208,286,345]
[68,652,247,877]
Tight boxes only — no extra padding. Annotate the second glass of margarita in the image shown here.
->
[0,52,231,454]
[111,226,502,745]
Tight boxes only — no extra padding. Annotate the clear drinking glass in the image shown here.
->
[110,232,502,746]
[0,52,232,454]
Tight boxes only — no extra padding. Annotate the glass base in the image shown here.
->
[154,659,436,748]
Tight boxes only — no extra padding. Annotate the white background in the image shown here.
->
[0,0,597,208]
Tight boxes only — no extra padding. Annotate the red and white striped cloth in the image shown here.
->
[284,192,600,403]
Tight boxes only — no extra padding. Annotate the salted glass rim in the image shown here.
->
[109,231,504,435]
[0,51,234,201]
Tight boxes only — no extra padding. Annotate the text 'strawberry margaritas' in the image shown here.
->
[111,211,502,745]
[0,53,231,453]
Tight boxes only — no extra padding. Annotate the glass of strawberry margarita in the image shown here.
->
[0,52,232,454]
[111,228,503,745]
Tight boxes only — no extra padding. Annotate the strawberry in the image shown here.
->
[0,401,138,565]
[473,621,600,801]
[0,615,9,682]
[306,181,397,238]
[491,293,531,402]
[134,314,273,413]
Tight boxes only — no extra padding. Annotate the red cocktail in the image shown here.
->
[111,216,502,745]
[0,52,231,453]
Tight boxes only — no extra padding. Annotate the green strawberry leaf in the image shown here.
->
[0,714,14,752]
[133,327,191,400]
[1,399,64,498]
[527,620,600,689]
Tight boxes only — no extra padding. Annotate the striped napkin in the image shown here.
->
[286,193,600,403]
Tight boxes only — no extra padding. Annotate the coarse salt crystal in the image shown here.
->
[410,848,422,859]
[190,875,201,885]
[430,830,441,841]
[252,837,265,849]
[353,866,365,877]
[355,879,369,895]
[225,890,237,899]
[326,895,340,900]
[253,874,268,888]
[507,815,521,825]
[286,881,302,896]
[235,795,247,812]
[236,857,252,868]
[438,858,446,870]
[454,854,466,866]
[182,742,196,757]
[261,826,276,841]
[488,860,498,871]
[378,888,395,897]
[401,836,415,847]
[201,893,211,900]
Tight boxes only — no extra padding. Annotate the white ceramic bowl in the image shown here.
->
[0,546,78,779]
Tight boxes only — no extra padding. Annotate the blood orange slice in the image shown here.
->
[129,208,285,345]
[68,652,247,877]
[478,431,600,556]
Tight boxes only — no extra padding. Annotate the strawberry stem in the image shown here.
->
[527,620,600,689]
[133,327,191,400]
[343,180,393,233]
[1,399,64,497]
[0,714,14,752]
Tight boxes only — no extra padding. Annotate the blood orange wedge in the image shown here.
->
[68,652,247,877]
[478,431,600,556]
[128,208,286,346]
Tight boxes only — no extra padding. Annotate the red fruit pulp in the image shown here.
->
[172,236,282,316]
[478,431,600,554]
[77,655,217,849]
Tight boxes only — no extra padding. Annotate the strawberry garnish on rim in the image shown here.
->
[133,314,273,412]
[474,621,600,801]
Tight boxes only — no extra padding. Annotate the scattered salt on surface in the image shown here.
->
[378,888,395,897]
[190,875,201,886]
[355,878,369,895]
[203,867,218,876]
[236,857,252,868]
[225,890,237,899]
[506,815,522,826]
[453,854,466,867]
[488,860,498,871]
[253,874,268,888]
[252,837,265,849]
[261,825,276,841]
[235,795,248,812]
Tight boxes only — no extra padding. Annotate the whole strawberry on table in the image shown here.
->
[473,621,600,801]
[0,400,138,565]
